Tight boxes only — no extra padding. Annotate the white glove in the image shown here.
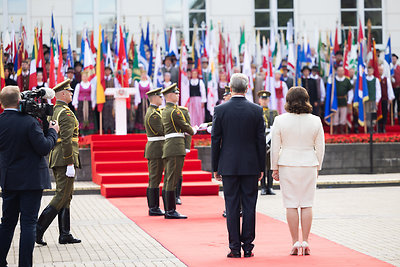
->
[192,125,199,135]
[185,149,191,154]
[66,165,75,178]
[199,123,208,130]
[207,126,212,133]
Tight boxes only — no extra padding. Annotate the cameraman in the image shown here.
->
[0,86,59,267]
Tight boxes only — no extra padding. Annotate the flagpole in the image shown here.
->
[330,47,335,135]
[99,112,103,135]
[364,107,367,133]
[391,103,394,126]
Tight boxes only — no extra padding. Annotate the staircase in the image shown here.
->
[87,134,219,198]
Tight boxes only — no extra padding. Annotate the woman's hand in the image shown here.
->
[272,170,279,181]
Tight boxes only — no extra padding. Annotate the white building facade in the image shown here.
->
[1,0,400,54]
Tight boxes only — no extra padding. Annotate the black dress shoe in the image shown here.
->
[59,234,81,244]
[260,188,267,195]
[244,251,254,258]
[149,207,165,216]
[266,188,276,195]
[227,251,241,258]
[222,210,226,218]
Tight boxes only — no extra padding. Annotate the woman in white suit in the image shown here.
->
[271,86,325,256]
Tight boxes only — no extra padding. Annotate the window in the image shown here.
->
[74,0,94,47]
[340,0,357,43]
[364,0,382,44]
[254,0,294,45]
[189,0,206,45]
[99,0,116,44]
[8,0,27,34]
[164,0,184,47]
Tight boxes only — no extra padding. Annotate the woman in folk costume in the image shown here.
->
[72,70,97,135]
[188,69,207,126]
[269,70,288,114]
[134,69,153,132]
[217,71,228,104]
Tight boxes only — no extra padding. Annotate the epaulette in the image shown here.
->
[179,106,188,111]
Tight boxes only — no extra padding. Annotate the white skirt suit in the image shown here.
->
[270,113,325,208]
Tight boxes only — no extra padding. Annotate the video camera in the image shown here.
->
[19,88,55,119]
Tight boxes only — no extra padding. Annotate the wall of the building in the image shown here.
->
[2,0,400,55]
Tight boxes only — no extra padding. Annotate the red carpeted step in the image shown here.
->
[95,159,202,173]
[93,149,199,161]
[101,181,220,198]
[90,134,148,141]
[92,140,147,151]
[99,170,212,184]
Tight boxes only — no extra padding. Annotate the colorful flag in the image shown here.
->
[96,25,106,112]
[239,25,245,54]
[354,43,369,127]
[164,29,170,56]
[57,42,64,83]
[83,35,96,82]
[139,28,148,70]
[334,26,339,54]
[105,41,114,71]
[294,44,302,86]
[343,29,352,77]
[324,52,338,125]
[0,46,5,90]
[180,40,190,107]
[67,38,74,68]
[168,27,178,58]
[152,35,164,88]
[49,44,56,88]
[116,26,129,88]
[29,46,37,90]
[384,37,393,76]
[242,43,254,102]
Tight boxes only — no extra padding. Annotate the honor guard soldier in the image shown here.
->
[161,83,197,219]
[36,79,81,245]
[175,106,192,205]
[258,90,278,195]
[144,88,165,216]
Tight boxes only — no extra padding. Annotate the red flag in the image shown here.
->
[343,29,352,77]
[90,31,96,55]
[57,44,64,83]
[116,26,130,108]
[37,27,47,82]
[29,47,37,90]
[358,18,364,43]
[218,30,226,66]
[96,25,106,113]
[334,27,340,54]
[49,45,56,88]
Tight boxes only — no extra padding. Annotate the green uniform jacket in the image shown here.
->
[335,77,353,107]
[162,102,194,158]
[263,107,278,128]
[179,106,192,151]
[144,104,165,159]
[49,100,80,168]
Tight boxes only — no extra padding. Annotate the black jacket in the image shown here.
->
[211,96,266,176]
[0,110,58,190]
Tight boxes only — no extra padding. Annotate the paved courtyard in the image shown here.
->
[2,186,400,266]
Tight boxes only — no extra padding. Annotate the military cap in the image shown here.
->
[146,87,163,97]
[161,83,179,95]
[223,85,231,96]
[393,53,399,59]
[53,79,73,93]
[257,90,271,99]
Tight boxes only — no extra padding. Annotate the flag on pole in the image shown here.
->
[29,46,37,90]
[343,29,352,77]
[96,25,106,112]
[354,43,369,126]
[334,26,340,54]
[324,52,338,124]
[105,41,114,71]
[139,28,149,71]
[49,44,56,88]
[242,43,254,102]
[116,26,129,88]
[67,38,74,68]
[180,40,190,107]
[384,36,393,76]
[168,27,178,58]
[164,29,170,55]
[83,35,96,82]
[57,42,64,83]
[153,36,164,88]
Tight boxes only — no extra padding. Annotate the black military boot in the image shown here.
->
[260,175,267,195]
[176,178,183,205]
[266,171,276,195]
[58,208,81,244]
[164,191,187,219]
[147,188,164,216]
[36,205,58,246]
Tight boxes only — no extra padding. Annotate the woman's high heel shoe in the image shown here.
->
[290,241,301,255]
[301,241,311,255]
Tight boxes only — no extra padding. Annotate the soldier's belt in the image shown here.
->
[57,137,79,143]
[147,136,165,142]
[165,133,185,139]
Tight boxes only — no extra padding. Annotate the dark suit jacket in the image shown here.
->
[0,110,58,191]
[211,96,266,176]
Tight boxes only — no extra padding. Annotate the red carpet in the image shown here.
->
[109,196,392,267]
[85,134,219,197]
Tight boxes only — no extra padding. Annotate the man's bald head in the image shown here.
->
[0,86,21,109]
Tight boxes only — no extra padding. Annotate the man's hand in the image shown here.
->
[192,125,199,135]
[258,172,264,181]
[213,172,222,181]
[199,123,208,130]
[66,164,75,178]
[49,120,60,133]
[272,170,279,181]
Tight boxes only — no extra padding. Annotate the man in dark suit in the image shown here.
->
[0,86,59,267]
[211,73,266,258]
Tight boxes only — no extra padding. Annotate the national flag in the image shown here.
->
[371,39,379,78]
[105,41,114,71]
[384,36,393,76]
[294,44,302,86]
[15,41,23,90]
[164,29,170,56]
[139,28,149,71]
[79,32,85,63]
[3,30,11,60]
[239,25,245,54]
[145,22,153,77]
[49,44,56,88]
[57,42,64,83]
[132,43,141,83]
[218,27,226,66]
[67,38,74,68]
[226,34,233,81]
[153,35,164,88]
[207,24,219,115]
[128,35,134,61]
[112,23,118,56]
[96,25,106,112]
[83,35,96,82]
[60,26,64,50]
[334,26,339,54]
[242,43,254,102]
[324,52,338,125]
[90,31,96,60]
[29,46,37,90]
[116,26,129,88]
[168,27,178,58]
[354,43,369,127]
[343,29,352,77]
[180,40,190,107]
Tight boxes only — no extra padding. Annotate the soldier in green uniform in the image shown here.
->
[161,83,197,219]
[258,90,278,195]
[36,79,81,246]
[175,106,192,205]
[144,88,165,216]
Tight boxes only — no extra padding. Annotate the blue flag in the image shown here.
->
[354,43,369,126]
[164,29,169,56]
[79,32,85,63]
[112,23,118,56]
[295,44,302,86]
[139,28,149,71]
[385,37,393,75]
[324,53,338,124]
[67,39,74,68]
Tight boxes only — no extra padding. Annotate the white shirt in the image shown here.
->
[72,81,97,109]
[366,75,382,103]
[134,80,153,106]
[190,78,207,103]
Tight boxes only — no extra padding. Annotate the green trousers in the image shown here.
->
[147,158,164,188]
[163,156,185,191]
[49,166,75,211]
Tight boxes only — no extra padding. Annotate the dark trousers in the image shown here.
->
[222,175,258,252]
[261,170,272,189]
[394,88,400,123]
[0,190,43,267]
[378,100,389,132]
